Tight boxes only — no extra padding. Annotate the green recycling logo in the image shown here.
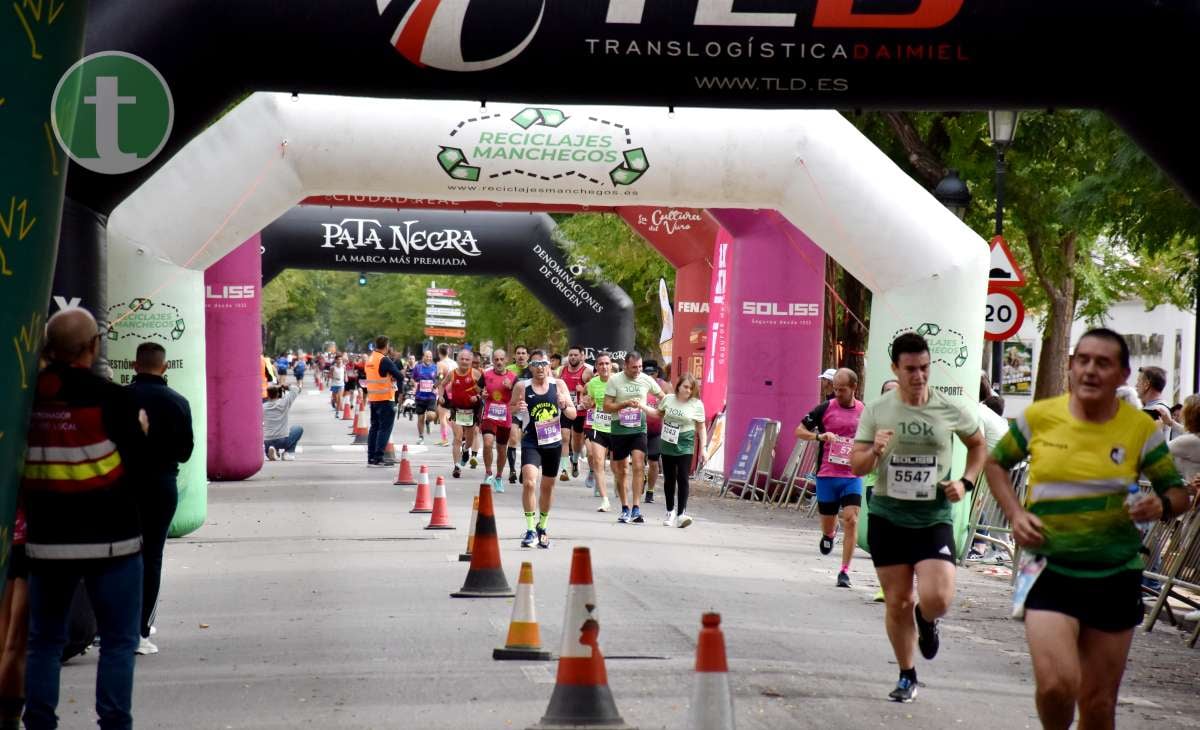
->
[893,323,970,369]
[437,106,650,190]
[107,299,186,342]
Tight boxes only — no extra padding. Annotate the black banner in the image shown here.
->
[66,0,1200,214]
[261,206,635,356]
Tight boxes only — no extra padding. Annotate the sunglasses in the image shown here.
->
[530,360,550,367]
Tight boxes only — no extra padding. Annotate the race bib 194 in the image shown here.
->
[535,419,562,446]
[886,454,938,501]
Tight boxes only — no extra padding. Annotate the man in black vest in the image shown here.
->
[21,308,149,730]
[128,342,194,655]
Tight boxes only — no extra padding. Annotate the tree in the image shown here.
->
[852,110,1198,399]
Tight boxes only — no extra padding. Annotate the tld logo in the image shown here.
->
[382,0,962,73]
[206,285,255,300]
[741,302,819,317]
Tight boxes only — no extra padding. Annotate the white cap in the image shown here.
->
[820,368,838,381]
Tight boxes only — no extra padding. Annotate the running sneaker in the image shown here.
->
[452,466,461,479]
[837,571,851,588]
[677,513,693,529]
[282,452,296,461]
[135,637,159,656]
[571,461,579,479]
[630,506,645,524]
[521,530,537,548]
[494,475,506,494]
[888,676,918,703]
[508,471,517,484]
[644,491,655,504]
[559,469,570,482]
[417,437,424,445]
[597,497,611,513]
[266,446,278,462]
[618,507,631,523]
[663,510,676,527]
[964,548,986,563]
[914,605,940,660]
[460,452,469,467]
[469,454,478,469]
[585,471,596,491]
[437,440,449,447]
[873,588,885,603]
[537,527,550,549]
[819,534,834,555]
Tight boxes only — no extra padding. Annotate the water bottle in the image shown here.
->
[1126,485,1153,532]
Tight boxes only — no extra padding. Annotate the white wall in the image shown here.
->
[1001,298,1196,419]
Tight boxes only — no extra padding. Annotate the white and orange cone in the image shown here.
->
[410,466,432,514]
[425,476,454,529]
[351,406,369,444]
[688,612,734,730]
[381,438,397,465]
[394,444,417,486]
[528,546,633,729]
[494,562,551,661]
[459,494,479,562]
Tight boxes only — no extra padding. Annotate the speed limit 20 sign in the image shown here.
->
[985,285,1025,341]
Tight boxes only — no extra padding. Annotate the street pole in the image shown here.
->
[992,145,1007,392]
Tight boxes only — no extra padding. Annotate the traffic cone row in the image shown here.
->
[459,495,479,562]
[410,467,432,513]
[494,562,550,661]
[425,477,455,530]
[351,407,369,444]
[451,484,514,598]
[394,445,416,485]
[341,400,353,420]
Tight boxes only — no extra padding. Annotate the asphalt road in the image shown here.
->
[55,386,1200,729]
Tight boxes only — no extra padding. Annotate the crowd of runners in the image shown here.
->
[261,327,1200,727]
[270,340,709,551]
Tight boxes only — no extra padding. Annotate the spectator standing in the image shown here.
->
[21,308,149,730]
[364,337,403,466]
[1136,366,1181,436]
[0,505,29,729]
[127,343,194,654]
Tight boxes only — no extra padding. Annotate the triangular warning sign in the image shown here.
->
[988,235,1026,287]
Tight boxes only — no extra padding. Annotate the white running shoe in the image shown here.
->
[677,513,694,528]
[282,452,296,461]
[663,510,676,527]
[136,637,158,655]
[1185,609,1200,622]
[266,446,278,461]
[597,497,611,513]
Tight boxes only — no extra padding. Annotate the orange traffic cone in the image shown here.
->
[459,494,479,562]
[394,444,417,486]
[451,484,514,598]
[410,467,432,513]
[351,407,369,444]
[341,400,353,420]
[425,477,455,530]
[688,613,734,730]
[494,562,551,661]
[381,438,397,465]
[528,546,633,729]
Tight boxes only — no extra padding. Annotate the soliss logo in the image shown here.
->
[380,0,962,72]
[742,302,819,317]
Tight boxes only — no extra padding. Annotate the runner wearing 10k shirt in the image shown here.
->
[796,367,865,588]
[850,332,987,704]
[604,351,666,525]
[582,353,614,512]
[480,350,518,494]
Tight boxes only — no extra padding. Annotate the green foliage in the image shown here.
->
[261,214,675,355]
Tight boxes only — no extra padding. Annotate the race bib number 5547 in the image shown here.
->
[887,454,937,501]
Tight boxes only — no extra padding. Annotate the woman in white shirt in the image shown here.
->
[329,356,346,413]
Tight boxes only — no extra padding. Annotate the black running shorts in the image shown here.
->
[867,514,956,567]
[589,430,611,449]
[1024,567,1144,632]
[609,432,648,461]
[521,444,563,476]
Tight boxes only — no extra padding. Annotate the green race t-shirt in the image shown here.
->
[585,376,612,434]
[604,372,665,435]
[854,388,980,529]
[659,394,705,456]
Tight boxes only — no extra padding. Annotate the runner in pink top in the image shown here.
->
[795,368,866,588]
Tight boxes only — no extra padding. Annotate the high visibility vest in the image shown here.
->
[261,355,276,398]
[364,351,396,402]
[22,401,125,493]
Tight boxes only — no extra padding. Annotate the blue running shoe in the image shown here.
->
[521,530,536,548]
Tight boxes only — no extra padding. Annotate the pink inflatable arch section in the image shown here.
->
[205,235,264,481]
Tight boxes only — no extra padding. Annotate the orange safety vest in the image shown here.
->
[261,355,276,399]
[364,351,396,402]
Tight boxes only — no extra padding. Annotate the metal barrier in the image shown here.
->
[959,461,1029,567]
[769,440,819,511]
[1142,495,1200,646]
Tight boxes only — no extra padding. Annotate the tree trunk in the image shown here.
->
[824,255,840,369]
[1035,293,1074,399]
[842,272,869,396]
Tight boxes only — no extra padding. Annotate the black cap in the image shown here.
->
[642,360,659,375]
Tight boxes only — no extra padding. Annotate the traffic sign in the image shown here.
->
[426,288,458,298]
[425,316,467,328]
[425,306,464,318]
[988,235,1026,287]
[984,285,1025,341]
[424,326,466,338]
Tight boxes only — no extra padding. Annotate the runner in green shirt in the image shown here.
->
[603,351,666,524]
[850,332,987,704]
[656,373,707,528]
[581,352,614,512]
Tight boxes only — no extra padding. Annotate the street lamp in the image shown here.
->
[933,169,971,220]
[987,110,1020,391]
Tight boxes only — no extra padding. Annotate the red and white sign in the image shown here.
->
[988,235,1026,287]
[426,287,458,298]
[985,285,1025,341]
